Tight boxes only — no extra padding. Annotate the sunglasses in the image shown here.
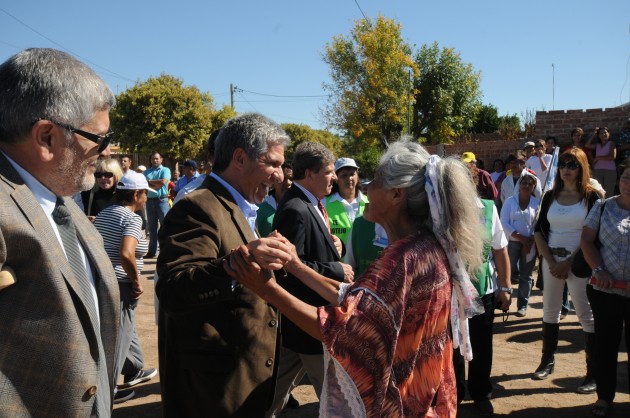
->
[48,119,114,153]
[558,161,579,170]
[95,172,114,179]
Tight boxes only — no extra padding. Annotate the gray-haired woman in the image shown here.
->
[225,139,484,417]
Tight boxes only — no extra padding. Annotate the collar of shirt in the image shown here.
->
[210,172,258,236]
[293,181,327,224]
[327,190,364,206]
[1,150,57,215]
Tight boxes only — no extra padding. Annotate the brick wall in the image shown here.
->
[536,106,630,143]
[423,139,525,170]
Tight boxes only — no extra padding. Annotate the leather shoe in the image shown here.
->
[474,399,494,417]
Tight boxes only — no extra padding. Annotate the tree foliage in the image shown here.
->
[473,104,500,133]
[412,42,482,144]
[497,114,522,140]
[281,123,343,160]
[111,74,216,160]
[322,15,418,149]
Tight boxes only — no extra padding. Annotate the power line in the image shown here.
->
[0,6,135,83]
[233,86,329,98]
[353,0,369,21]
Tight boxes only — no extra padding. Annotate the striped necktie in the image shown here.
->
[317,200,331,233]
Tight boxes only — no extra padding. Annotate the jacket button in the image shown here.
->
[268,319,277,327]
[87,386,97,397]
[265,358,273,367]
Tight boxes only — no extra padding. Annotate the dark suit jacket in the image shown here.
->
[272,185,344,354]
[0,152,120,417]
[156,175,280,418]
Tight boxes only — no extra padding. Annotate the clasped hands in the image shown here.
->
[224,231,296,295]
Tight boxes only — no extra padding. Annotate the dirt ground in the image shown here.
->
[114,259,629,418]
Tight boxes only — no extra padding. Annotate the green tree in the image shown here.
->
[473,104,500,133]
[281,123,343,160]
[111,74,215,160]
[497,114,522,140]
[322,15,418,149]
[412,42,482,144]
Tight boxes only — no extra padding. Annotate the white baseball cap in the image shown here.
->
[334,157,359,172]
[117,171,152,192]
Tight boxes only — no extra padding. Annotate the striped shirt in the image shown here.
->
[94,205,148,282]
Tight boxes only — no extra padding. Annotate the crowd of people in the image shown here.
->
[0,47,629,418]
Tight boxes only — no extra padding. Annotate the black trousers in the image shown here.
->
[587,285,630,403]
[453,292,495,402]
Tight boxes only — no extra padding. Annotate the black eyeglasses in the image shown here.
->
[95,172,114,179]
[558,161,579,170]
[49,120,114,153]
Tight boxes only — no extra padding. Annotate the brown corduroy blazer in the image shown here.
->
[156,175,280,418]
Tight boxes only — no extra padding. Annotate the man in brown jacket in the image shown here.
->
[0,48,120,417]
[156,113,292,417]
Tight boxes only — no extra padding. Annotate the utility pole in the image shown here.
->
[552,64,555,110]
[230,83,234,110]
[407,69,412,134]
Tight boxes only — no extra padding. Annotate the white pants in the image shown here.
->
[266,346,325,418]
[541,257,594,332]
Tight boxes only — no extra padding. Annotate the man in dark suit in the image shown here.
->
[267,142,354,416]
[156,113,293,418]
[0,48,120,417]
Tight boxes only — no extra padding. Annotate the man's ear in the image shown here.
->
[231,148,247,170]
[31,120,59,163]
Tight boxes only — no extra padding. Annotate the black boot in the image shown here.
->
[577,332,597,393]
[533,322,559,380]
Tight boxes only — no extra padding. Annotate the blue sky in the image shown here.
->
[1,1,629,130]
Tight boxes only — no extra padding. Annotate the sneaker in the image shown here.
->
[114,389,135,404]
[119,368,157,389]
[516,308,527,317]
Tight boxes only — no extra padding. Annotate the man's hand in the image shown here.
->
[340,262,354,283]
[246,236,292,270]
[224,246,275,299]
[496,290,511,311]
[331,234,343,257]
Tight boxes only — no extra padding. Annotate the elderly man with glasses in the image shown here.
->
[0,48,120,417]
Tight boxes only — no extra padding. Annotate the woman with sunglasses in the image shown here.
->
[532,148,603,393]
[81,158,123,221]
[581,158,630,417]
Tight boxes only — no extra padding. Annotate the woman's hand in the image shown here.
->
[549,259,570,279]
[131,280,144,299]
[521,237,534,255]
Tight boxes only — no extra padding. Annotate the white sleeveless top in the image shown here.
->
[547,200,587,250]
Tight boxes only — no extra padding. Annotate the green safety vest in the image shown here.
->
[349,216,385,277]
[325,194,368,245]
[474,199,495,297]
[256,199,276,238]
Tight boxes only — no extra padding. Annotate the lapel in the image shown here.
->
[0,154,106,345]
[292,186,339,258]
[206,176,256,244]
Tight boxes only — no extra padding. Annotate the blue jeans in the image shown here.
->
[146,197,169,255]
[507,240,536,310]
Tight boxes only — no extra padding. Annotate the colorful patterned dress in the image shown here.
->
[318,229,456,417]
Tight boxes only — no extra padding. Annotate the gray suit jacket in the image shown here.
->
[0,152,120,417]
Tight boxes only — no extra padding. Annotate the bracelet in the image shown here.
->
[498,287,513,294]
[592,265,605,274]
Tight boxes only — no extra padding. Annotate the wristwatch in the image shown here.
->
[498,287,513,294]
